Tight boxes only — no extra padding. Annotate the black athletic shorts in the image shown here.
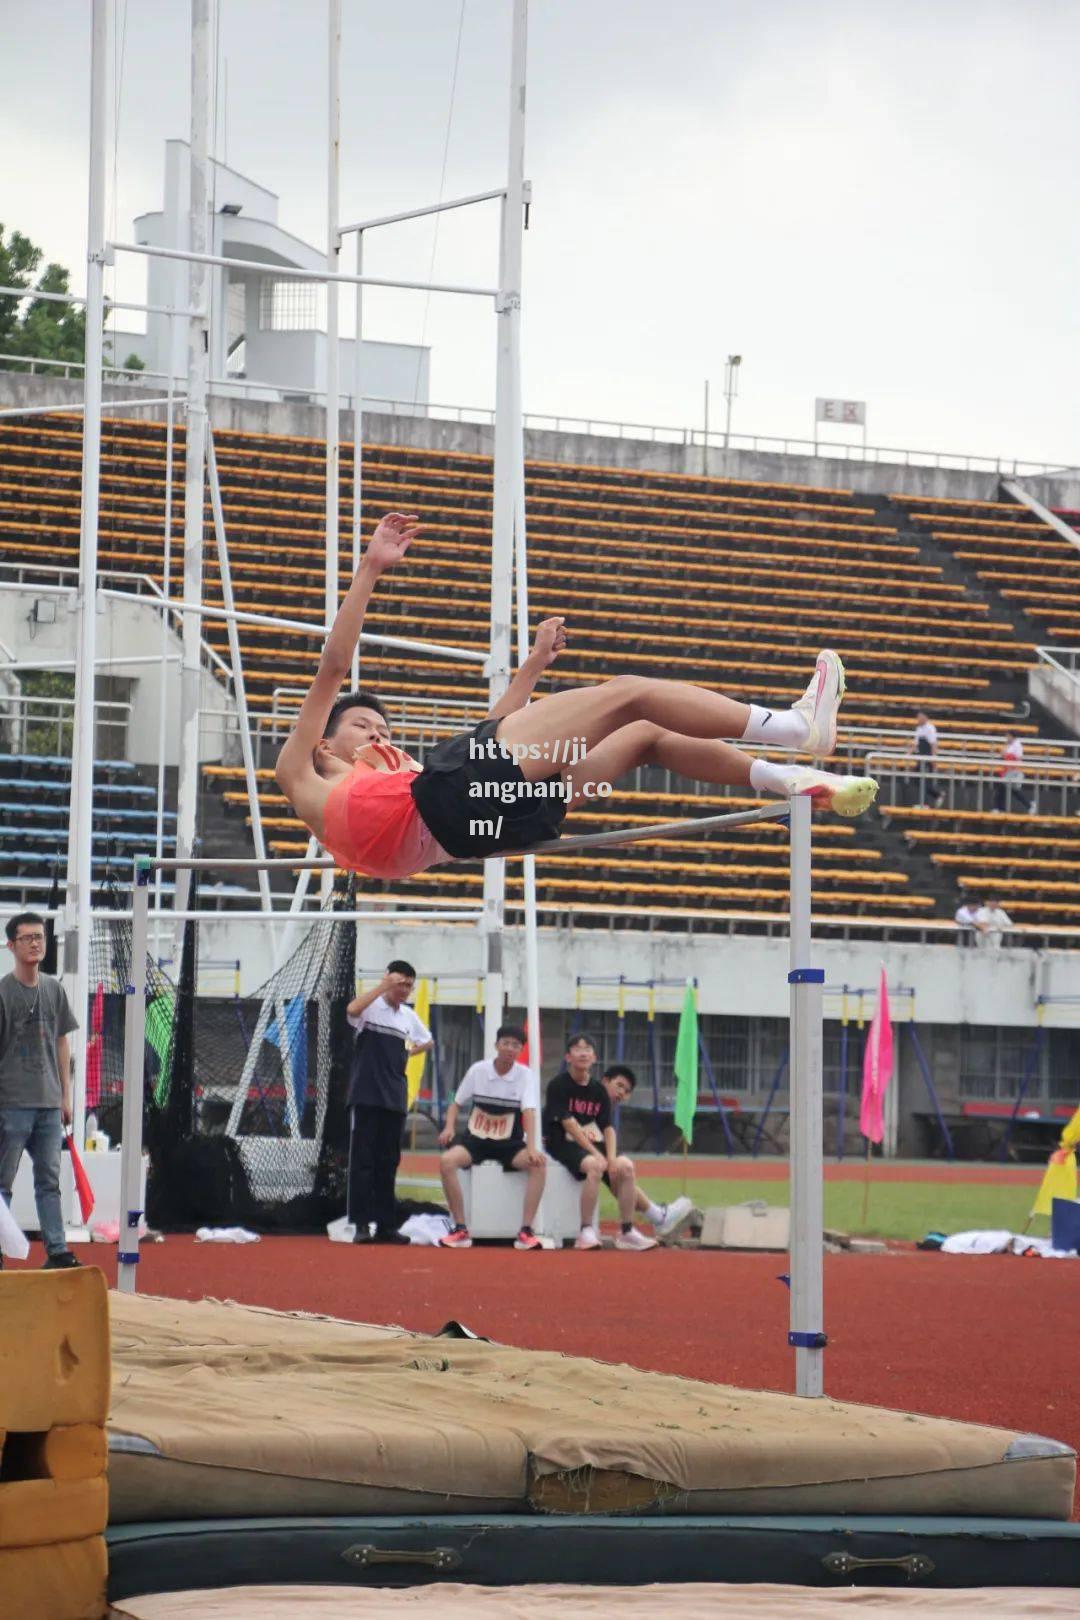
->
[410,718,569,859]
[544,1138,609,1183]
[458,1132,527,1171]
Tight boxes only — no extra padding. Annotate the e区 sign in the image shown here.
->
[815,398,866,425]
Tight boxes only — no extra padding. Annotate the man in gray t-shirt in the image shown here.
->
[0,911,80,1268]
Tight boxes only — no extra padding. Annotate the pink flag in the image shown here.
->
[859,966,894,1144]
[86,982,104,1110]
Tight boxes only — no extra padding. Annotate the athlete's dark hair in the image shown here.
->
[602,1064,637,1091]
[387,959,416,979]
[6,911,45,943]
[565,1032,597,1055]
[323,691,388,737]
[496,1024,527,1044]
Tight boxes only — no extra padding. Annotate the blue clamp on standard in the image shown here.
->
[127,1210,143,1228]
[787,968,825,984]
[118,1250,141,1265]
[134,854,154,887]
[789,1330,828,1349]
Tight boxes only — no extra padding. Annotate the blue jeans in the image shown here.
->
[0,1107,67,1256]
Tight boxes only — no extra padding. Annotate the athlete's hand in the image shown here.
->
[531,616,566,669]
[524,1147,546,1168]
[364,512,420,575]
[438,1123,455,1147]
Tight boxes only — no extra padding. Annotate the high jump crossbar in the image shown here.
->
[0,283,207,320]
[106,241,501,303]
[95,587,488,666]
[117,795,827,1402]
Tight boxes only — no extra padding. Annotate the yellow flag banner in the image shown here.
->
[406,978,432,1109]
[1031,1106,1080,1218]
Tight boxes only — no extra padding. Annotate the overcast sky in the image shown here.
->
[3,0,1078,465]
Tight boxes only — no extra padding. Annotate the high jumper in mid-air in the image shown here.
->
[273,511,878,878]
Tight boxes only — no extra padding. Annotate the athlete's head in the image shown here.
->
[382,958,416,1007]
[601,1064,637,1104]
[564,1033,597,1079]
[494,1024,526,1065]
[316,692,391,775]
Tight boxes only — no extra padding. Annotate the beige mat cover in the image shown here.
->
[107,1294,1075,1522]
[108,1585,1080,1620]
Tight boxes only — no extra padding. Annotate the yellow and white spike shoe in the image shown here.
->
[784,766,878,819]
[791,649,846,756]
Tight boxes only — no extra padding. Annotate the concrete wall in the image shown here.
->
[3,371,1079,507]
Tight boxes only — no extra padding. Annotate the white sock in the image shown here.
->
[750,757,799,796]
[644,1200,665,1224]
[741,704,810,748]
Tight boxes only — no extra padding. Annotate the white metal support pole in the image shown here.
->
[787,792,826,1397]
[482,0,528,1055]
[350,230,364,691]
[205,429,274,917]
[175,0,213,931]
[153,317,178,938]
[118,865,150,1293]
[513,416,540,1067]
[66,0,109,1161]
[325,0,342,632]
[323,0,342,907]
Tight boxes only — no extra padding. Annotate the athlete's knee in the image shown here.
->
[583,1155,604,1177]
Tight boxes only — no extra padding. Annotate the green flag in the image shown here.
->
[673,982,699,1145]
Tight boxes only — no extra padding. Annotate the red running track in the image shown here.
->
[28,1236,1076,1516]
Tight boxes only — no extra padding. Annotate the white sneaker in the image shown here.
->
[791,649,845,756]
[575,1226,602,1250]
[614,1228,659,1251]
[782,765,878,819]
[656,1196,696,1238]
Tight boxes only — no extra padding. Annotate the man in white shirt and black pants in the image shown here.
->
[437,1026,546,1250]
[346,959,432,1244]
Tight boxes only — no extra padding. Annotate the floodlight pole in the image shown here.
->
[175,0,214,932]
[66,0,109,1167]
[482,0,528,1055]
[787,792,826,1396]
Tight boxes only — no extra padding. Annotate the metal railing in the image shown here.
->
[0,692,132,759]
[2,351,1073,478]
[867,749,1080,816]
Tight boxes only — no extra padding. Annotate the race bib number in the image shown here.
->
[469,1106,513,1141]
[581,1121,604,1143]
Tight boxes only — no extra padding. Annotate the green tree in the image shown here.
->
[0,224,88,368]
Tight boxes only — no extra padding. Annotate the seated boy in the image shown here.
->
[437,1025,545,1251]
[543,1035,658,1251]
[274,511,878,878]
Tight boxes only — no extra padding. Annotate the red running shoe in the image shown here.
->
[439,1224,473,1249]
[514,1226,543,1250]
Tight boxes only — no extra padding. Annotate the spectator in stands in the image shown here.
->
[273,514,879,883]
[954,900,979,947]
[975,896,1013,949]
[345,959,433,1244]
[0,912,80,1270]
[543,1036,657,1251]
[911,711,944,807]
[993,734,1033,814]
[437,1025,546,1251]
[600,1064,696,1239]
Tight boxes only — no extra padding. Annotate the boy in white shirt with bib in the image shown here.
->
[438,1026,546,1251]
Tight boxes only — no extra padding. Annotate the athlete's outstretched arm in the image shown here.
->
[275,512,419,795]
[488,616,566,720]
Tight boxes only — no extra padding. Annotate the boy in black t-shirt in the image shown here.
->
[543,1035,657,1251]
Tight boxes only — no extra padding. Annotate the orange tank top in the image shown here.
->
[322,758,448,879]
